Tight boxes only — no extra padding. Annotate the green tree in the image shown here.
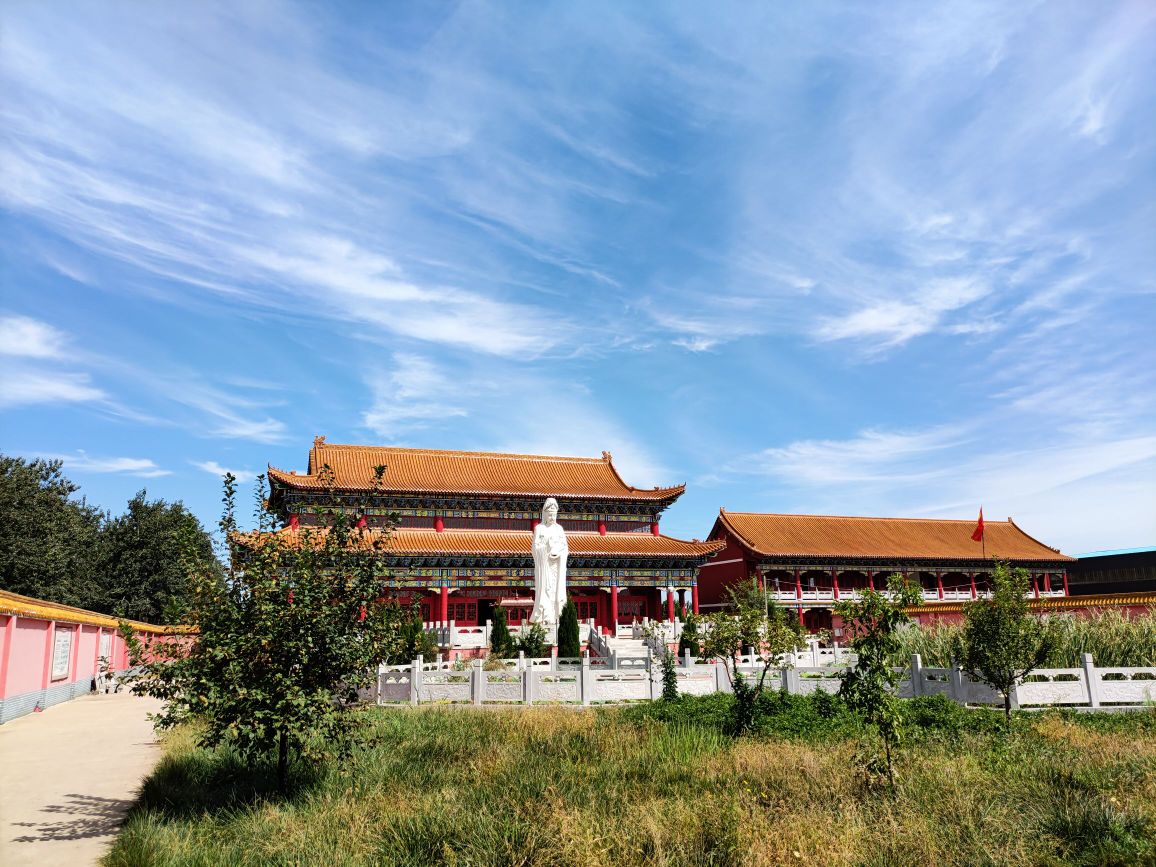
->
[678,611,701,658]
[399,608,438,662]
[515,622,548,659]
[961,561,1054,731]
[99,490,221,623]
[702,579,804,735]
[0,455,102,608]
[489,607,515,658]
[557,598,581,658]
[835,574,923,792]
[125,471,409,792]
[660,648,680,701]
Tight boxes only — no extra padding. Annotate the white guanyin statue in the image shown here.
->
[531,497,568,626]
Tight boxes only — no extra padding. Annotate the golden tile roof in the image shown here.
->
[240,526,723,559]
[267,439,684,501]
[714,510,1074,562]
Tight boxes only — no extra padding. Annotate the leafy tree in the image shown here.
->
[0,455,102,608]
[489,607,515,657]
[961,561,1054,731]
[835,574,923,792]
[702,579,804,735]
[678,611,701,658]
[557,598,581,658]
[660,648,680,701]
[515,622,548,659]
[399,608,439,662]
[99,490,221,623]
[125,471,409,791]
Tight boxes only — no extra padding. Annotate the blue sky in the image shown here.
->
[2,1,1154,555]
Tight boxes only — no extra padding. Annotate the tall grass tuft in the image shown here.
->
[892,608,1156,668]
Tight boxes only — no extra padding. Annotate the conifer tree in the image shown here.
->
[557,598,581,658]
[489,607,514,657]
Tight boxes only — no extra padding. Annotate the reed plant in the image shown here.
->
[892,608,1156,668]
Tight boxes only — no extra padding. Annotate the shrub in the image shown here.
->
[489,607,514,658]
[515,622,548,659]
[557,598,581,658]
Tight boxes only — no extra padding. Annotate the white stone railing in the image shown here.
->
[764,588,1067,604]
[373,651,1156,710]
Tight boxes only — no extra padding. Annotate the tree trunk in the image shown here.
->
[277,729,289,792]
[1003,692,1012,734]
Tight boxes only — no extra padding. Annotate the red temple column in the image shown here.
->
[936,572,944,600]
[1062,570,1070,596]
[691,584,699,614]
[1032,573,1040,599]
[650,520,660,536]
[439,586,449,622]
[434,515,445,533]
[610,585,619,626]
[797,606,805,627]
[598,519,607,536]
[1043,572,1052,593]
[831,568,839,601]
[970,572,978,599]
[868,571,875,591]
[795,568,802,601]
[666,589,676,622]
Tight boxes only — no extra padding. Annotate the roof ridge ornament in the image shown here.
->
[314,435,326,448]
[601,450,612,461]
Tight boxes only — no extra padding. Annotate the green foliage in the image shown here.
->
[557,598,581,658]
[515,622,548,659]
[835,573,923,791]
[1041,767,1155,865]
[962,561,1055,730]
[701,578,804,735]
[489,607,515,658]
[0,454,219,621]
[398,609,438,663]
[895,607,1156,669]
[124,472,409,791]
[99,490,222,623]
[660,648,679,701]
[0,455,102,608]
[678,611,701,658]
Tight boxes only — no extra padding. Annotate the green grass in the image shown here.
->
[894,608,1156,668]
[107,699,1156,866]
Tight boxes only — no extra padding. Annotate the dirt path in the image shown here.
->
[0,692,164,867]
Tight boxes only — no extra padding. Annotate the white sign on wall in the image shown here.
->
[98,631,112,664]
[51,628,73,681]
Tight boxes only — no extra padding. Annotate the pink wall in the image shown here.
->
[4,618,50,698]
[0,617,130,700]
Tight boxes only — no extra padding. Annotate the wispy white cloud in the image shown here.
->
[192,460,259,483]
[39,451,170,478]
[0,315,69,358]
[0,368,105,407]
[362,354,469,439]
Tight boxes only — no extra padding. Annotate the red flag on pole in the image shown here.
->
[971,508,985,542]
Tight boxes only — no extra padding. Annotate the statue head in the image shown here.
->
[541,497,559,526]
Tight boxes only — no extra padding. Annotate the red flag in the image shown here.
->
[971,508,985,542]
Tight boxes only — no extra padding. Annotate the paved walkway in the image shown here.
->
[0,692,164,867]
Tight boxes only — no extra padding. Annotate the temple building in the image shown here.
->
[698,510,1075,632]
[265,438,722,629]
